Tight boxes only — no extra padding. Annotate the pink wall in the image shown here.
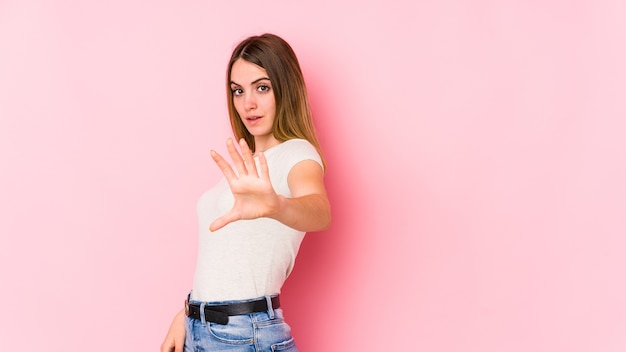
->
[1,1,625,351]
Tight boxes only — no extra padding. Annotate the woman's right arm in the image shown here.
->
[160,308,186,352]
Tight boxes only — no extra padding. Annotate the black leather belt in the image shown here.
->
[185,295,280,325]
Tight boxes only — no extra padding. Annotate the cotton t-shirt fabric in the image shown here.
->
[191,138,323,302]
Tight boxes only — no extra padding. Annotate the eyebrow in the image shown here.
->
[230,77,271,86]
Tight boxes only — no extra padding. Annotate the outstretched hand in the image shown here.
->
[209,138,281,232]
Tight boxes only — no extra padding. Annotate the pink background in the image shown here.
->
[1,1,625,351]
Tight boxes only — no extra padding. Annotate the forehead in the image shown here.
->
[230,58,269,84]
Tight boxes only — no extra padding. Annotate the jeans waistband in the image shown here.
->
[185,294,280,325]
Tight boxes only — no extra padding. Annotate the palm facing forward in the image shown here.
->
[209,138,281,232]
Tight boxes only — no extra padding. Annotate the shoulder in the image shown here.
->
[270,139,323,172]
[279,138,316,150]
[273,139,318,157]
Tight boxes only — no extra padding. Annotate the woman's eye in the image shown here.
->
[232,88,243,96]
[257,85,270,93]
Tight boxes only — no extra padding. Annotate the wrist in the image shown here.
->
[268,195,286,219]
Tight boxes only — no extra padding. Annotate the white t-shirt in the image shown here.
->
[191,139,323,302]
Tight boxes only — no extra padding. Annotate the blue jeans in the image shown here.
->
[184,297,298,352]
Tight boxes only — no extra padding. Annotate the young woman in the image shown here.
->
[161,33,330,352]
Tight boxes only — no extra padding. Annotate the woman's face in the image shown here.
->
[229,58,276,143]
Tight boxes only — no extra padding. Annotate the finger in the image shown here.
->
[239,138,258,178]
[257,151,270,182]
[226,138,247,176]
[210,210,240,232]
[211,150,237,181]
[160,339,174,352]
[174,339,183,352]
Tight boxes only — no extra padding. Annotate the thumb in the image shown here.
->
[210,211,239,232]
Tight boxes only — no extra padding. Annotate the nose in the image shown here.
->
[243,92,256,111]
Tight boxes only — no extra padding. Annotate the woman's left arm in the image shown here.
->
[269,159,331,232]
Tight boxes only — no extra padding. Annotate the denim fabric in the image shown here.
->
[184,297,298,352]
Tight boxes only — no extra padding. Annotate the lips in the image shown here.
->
[245,116,262,124]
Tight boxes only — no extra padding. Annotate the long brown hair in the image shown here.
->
[226,33,325,169]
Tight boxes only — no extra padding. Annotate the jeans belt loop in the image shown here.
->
[265,295,275,319]
[200,302,207,326]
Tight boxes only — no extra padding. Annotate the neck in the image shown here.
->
[253,135,281,154]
